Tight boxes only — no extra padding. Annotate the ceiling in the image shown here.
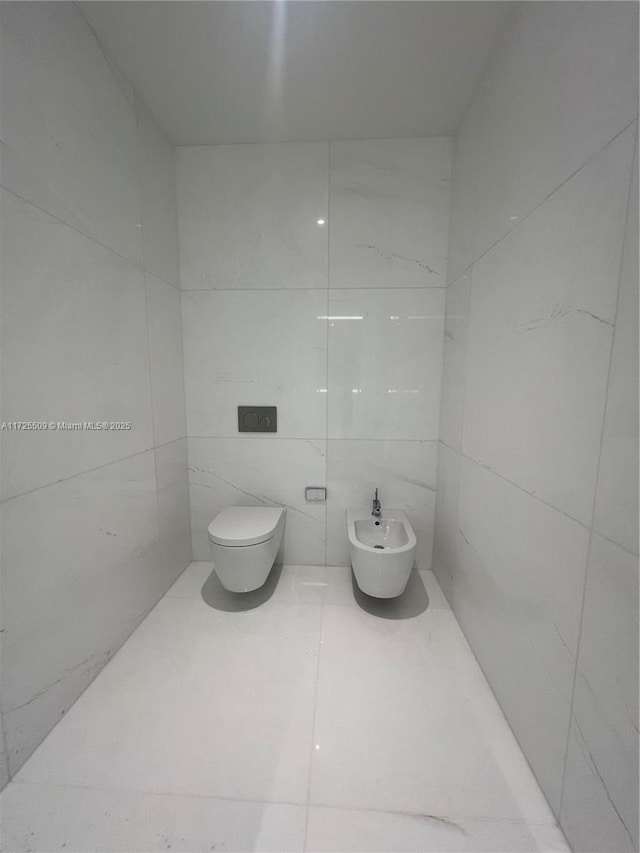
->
[79,1,512,146]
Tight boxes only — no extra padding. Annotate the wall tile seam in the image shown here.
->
[185,437,440,444]
[468,117,639,272]
[134,93,164,552]
[447,443,628,539]
[0,183,145,272]
[181,286,449,293]
[0,444,164,506]
[557,121,639,824]
[175,136,453,150]
[324,142,332,566]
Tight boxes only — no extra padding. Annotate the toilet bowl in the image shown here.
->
[208,506,285,593]
[346,508,416,598]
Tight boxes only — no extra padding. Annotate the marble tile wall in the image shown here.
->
[177,137,451,566]
[0,3,191,783]
[432,4,639,850]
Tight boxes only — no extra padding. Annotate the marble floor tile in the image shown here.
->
[309,603,555,822]
[306,806,569,852]
[16,595,322,804]
[9,561,564,852]
[1,783,306,853]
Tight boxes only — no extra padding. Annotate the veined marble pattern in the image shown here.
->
[560,534,639,852]
[2,785,307,853]
[329,137,451,288]
[454,456,590,813]
[327,288,444,440]
[0,3,142,264]
[3,562,569,852]
[306,806,569,852]
[182,289,327,439]
[593,134,639,556]
[326,439,437,569]
[146,273,187,447]
[462,126,635,525]
[137,99,180,288]
[439,272,471,452]
[0,451,161,775]
[188,437,326,564]
[176,142,328,290]
[1,189,154,500]
[473,2,638,259]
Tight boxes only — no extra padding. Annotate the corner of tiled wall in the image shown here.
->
[0,1,191,784]
[433,4,639,850]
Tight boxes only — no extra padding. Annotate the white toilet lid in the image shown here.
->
[207,506,284,547]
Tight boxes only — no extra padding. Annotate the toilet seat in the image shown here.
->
[207,506,285,547]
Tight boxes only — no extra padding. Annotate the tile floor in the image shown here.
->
[1,563,570,852]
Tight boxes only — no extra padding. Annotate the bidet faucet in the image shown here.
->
[371,488,381,518]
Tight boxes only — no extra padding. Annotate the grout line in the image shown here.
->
[557,121,638,822]
[188,437,439,443]
[303,601,325,852]
[7,775,560,828]
[0,436,186,507]
[443,442,593,532]
[324,141,331,568]
[457,117,638,281]
[134,91,163,546]
[175,134,454,149]
[182,286,447,293]
[0,184,180,295]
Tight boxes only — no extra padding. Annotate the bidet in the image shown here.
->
[346,508,417,598]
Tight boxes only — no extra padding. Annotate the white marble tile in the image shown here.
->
[0,726,8,791]
[439,272,471,451]
[176,142,328,289]
[327,289,444,440]
[1,783,306,853]
[447,86,482,284]
[474,2,639,258]
[0,2,142,263]
[310,602,556,822]
[137,99,180,287]
[326,439,437,569]
[16,595,321,804]
[329,138,451,288]
[155,439,192,587]
[561,723,636,853]
[453,457,590,812]
[168,561,328,608]
[593,136,639,555]
[146,272,187,446]
[0,190,154,499]
[321,566,449,613]
[188,437,326,564]
[431,442,460,604]
[1,451,161,775]
[560,534,639,852]
[182,289,327,439]
[462,127,635,524]
[306,806,569,853]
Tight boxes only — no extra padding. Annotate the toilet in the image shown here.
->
[207,506,285,593]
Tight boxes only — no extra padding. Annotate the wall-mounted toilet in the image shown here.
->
[207,506,285,593]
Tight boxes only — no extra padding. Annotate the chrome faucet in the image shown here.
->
[371,488,381,518]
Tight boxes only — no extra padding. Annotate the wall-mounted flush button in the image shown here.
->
[305,487,326,503]
[243,411,259,429]
[238,406,277,432]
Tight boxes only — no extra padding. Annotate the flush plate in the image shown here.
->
[238,406,277,432]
